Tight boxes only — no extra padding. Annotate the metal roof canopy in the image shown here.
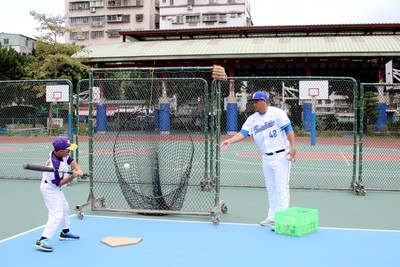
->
[120,24,400,42]
[76,24,400,82]
[75,35,400,62]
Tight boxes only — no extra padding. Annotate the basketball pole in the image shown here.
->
[310,96,316,146]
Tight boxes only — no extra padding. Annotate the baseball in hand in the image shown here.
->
[123,163,130,169]
[285,153,293,161]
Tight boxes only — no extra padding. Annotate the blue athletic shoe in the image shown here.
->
[59,231,80,241]
[35,238,54,252]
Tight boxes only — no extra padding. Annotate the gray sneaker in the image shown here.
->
[259,219,274,226]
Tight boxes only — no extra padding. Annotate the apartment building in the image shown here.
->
[64,0,252,45]
[65,0,159,45]
[0,33,36,55]
[159,0,252,28]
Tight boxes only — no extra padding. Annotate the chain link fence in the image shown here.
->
[359,83,400,190]
[0,80,74,180]
[218,77,358,190]
[1,76,400,197]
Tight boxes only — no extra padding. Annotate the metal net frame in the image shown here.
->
[75,67,226,224]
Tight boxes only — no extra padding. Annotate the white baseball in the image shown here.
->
[285,153,292,161]
[123,163,130,169]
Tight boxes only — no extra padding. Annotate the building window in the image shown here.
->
[70,17,91,25]
[187,0,194,4]
[107,14,130,22]
[170,0,174,5]
[209,0,217,3]
[186,15,200,23]
[228,0,235,3]
[203,14,218,22]
[107,29,121,38]
[90,1,105,8]
[219,14,227,23]
[70,2,90,11]
[172,15,184,24]
[25,38,29,46]
[91,31,104,38]
[3,38,9,45]
[71,31,89,41]
[92,16,105,23]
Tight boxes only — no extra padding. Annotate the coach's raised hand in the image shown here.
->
[212,65,228,82]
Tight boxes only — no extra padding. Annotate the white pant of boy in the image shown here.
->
[40,179,71,239]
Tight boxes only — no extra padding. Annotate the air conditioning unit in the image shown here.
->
[187,5,193,11]
[171,18,177,23]
[76,36,85,40]
[91,7,96,13]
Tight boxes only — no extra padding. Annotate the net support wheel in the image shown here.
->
[221,203,228,214]
[75,206,84,220]
[77,210,84,220]
[352,182,366,196]
[212,215,221,226]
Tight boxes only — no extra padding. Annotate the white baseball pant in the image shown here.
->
[40,179,71,239]
[262,151,291,221]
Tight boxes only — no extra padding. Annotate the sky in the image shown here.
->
[0,0,399,40]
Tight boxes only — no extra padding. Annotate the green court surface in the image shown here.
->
[1,136,399,190]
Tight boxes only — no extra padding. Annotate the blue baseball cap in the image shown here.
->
[52,136,78,151]
[248,91,268,101]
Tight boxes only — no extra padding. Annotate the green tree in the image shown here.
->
[25,11,90,83]
[23,11,91,134]
[0,45,29,80]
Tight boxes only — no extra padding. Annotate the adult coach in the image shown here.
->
[212,65,297,230]
[35,136,84,252]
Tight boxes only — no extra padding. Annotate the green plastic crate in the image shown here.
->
[275,207,318,237]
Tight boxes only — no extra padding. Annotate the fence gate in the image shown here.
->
[358,83,400,191]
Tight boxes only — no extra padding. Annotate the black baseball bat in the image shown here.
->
[22,163,88,177]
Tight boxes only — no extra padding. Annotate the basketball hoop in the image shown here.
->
[308,88,319,113]
[52,93,62,105]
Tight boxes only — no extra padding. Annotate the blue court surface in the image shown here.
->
[1,215,399,267]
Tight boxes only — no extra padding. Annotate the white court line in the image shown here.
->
[2,214,399,243]
[221,156,262,166]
